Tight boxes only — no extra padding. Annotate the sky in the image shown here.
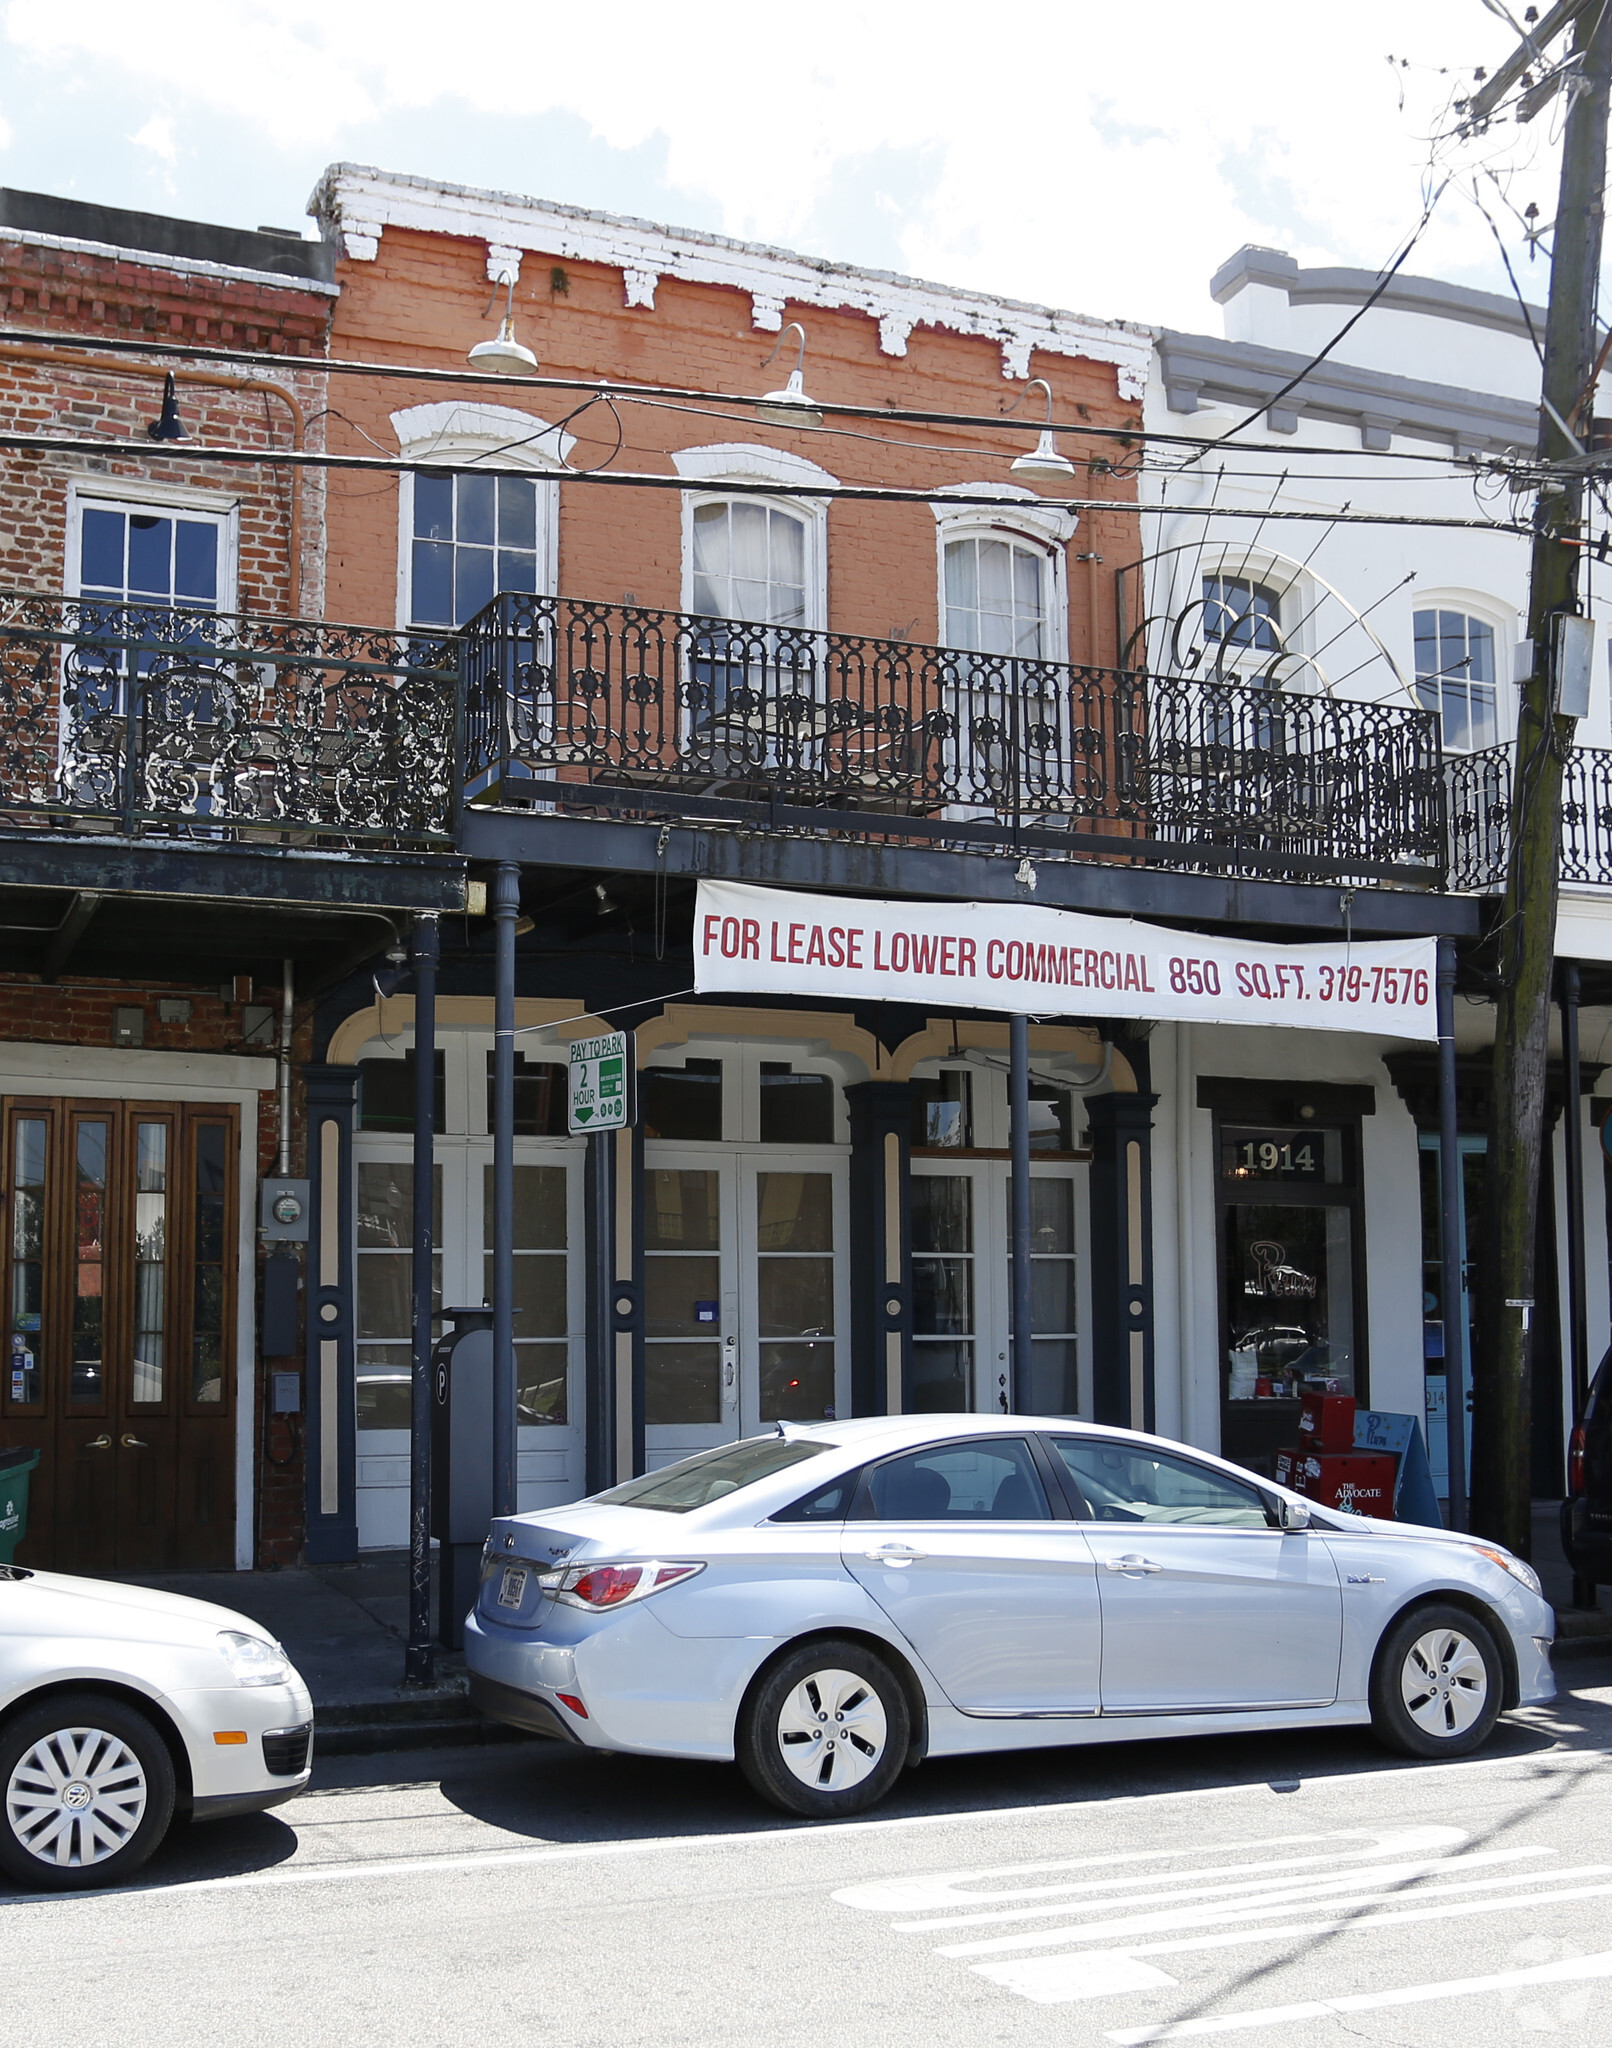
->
[0,1,1580,335]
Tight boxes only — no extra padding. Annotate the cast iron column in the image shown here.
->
[1437,938,1468,1532]
[491,862,519,1519]
[405,912,438,1684]
[1009,1014,1032,1414]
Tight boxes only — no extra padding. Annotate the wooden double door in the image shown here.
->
[1,1098,238,1573]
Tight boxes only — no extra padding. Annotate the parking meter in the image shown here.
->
[431,1305,495,1650]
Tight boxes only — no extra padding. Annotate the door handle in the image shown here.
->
[84,1434,112,1450]
[864,1542,927,1564]
[120,1435,148,1449]
[1103,1554,1162,1574]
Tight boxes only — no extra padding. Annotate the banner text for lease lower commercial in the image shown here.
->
[692,881,1438,1040]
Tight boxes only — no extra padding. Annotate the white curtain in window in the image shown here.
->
[944,536,1046,657]
[692,501,807,626]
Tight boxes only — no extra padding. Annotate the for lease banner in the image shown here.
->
[693,880,1438,1040]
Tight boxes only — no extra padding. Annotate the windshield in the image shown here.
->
[591,1436,833,1513]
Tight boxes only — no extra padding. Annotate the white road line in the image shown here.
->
[895,1842,1542,1935]
[933,1849,1556,1958]
[848,1826,1466,1923]
[1102,1949,1612,2042]
[966,1873,1612,1991]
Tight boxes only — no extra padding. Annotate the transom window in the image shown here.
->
[943,535,1049,658]
[1202,575,1280,652]
[1413,607,1498,752]
[410,472,541,628]
[690,501,808,626]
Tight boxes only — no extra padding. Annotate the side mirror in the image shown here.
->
[1280,1497,1312,1531]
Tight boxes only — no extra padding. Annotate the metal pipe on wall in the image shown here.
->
[1437,938,1469,1532]
[1010,1011,1032,1414]
[406,912,438,1684]
[276,956,294,1178]
[491,863,520,1519]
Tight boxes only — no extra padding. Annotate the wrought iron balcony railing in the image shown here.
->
[0,591,457,844]
[1449,739,1612,892]
[463,592,1448,886]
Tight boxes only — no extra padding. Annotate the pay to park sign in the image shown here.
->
[568,1030,636,1132]
[693,880,1438,1040]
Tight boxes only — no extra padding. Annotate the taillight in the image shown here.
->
[544,1560,704,1610]
[1569,1424,1587,1497]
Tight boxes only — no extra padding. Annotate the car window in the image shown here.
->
[771,1467,863,1522]
[855,1439,1050,1521]
[591,1436,832,1512]
[1052,1439,1269,1528]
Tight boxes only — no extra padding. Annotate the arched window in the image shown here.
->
[1203,575,1281,653]
[1413,606,1499,752]
[672,444,834,629]
[931,490,1074,663]
[391,403,571,630]
[690,500,808,627]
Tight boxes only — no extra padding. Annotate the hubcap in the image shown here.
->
[776,1668,888,1792]
[1401,1628,1488,1738]
[6,1727,148,1868]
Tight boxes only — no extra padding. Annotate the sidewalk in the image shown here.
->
[130,1551,508,1754]
[130,1507,1611,1756]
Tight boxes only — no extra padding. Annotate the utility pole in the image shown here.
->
[1474,0,1612,1555]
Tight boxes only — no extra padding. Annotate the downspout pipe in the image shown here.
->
[276,957,293,1178]
[1437,939,1468,1532]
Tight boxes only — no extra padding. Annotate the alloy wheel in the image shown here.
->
[1399,1627,1489,1738]
[5,1725,149,1870]
[775,1667,888,1792]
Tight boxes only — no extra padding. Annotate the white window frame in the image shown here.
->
[66,477,241,613]
[1191,549,1317,686]
[391,402,573,630]
[672,444,835,631]
[1410,589,1515,751]
[931,485,1074,664]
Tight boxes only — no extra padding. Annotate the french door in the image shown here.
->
[353,1140,585,1546]
[1,1097,238,1573]
[643,1149,850,1467]
[909,1160,1083,1417]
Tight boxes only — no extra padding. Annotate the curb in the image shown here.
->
[309,1673,528,1756]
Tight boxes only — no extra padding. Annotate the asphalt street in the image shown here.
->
[7,1648,1612,2048]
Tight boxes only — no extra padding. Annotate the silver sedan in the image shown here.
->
[464,1414,1554,1818]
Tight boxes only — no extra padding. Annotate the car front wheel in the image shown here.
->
[1369,1603,1504,1759]
[738,1638,910,1818]
[0,1691,176,1891]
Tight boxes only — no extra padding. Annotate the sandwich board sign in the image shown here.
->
[568,1030,635,1133]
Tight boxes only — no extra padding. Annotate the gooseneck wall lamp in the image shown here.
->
[468,274,539,376]
[1005,377,1076,479]
[756,322,823,428]
[146,371,188,442]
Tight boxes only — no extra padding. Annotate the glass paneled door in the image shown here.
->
[0,1097,238,1573]
[644,1152,849,1468]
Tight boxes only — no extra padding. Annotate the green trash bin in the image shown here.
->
[0,1447,39,1565]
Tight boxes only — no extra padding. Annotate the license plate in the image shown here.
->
[496,1565,528,1610]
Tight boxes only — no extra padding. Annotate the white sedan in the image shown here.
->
[465,1414,1555,1818]
[1,1563,313,1889]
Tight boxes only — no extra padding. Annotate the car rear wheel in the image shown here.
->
[738,1639,910,1819]
[1369,1603,1503,1760]
[0,1692,176,1891]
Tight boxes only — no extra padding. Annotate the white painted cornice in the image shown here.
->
[390,400,575,467]
[672,442,840,488]
[309,164,1151,397]
[930,481,1078,544]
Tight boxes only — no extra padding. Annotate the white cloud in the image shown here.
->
[129,113,176,165]
[1,0,1565,330]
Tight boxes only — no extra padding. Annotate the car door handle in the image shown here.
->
[1103,1554,1162,1574]
[120,1435,148,1449]
[84,1434,112,1450]
[864,1543,927,1564]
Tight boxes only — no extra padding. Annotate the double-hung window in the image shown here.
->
[943,534,1050,658]
[409,472,541,629]
[1413,607,1498,752]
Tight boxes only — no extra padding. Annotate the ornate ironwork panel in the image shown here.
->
[463,592,1448,886]
[0,592,457,843]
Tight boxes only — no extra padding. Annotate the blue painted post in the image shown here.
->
[405,912,438,1684]
[492,862,519,1519]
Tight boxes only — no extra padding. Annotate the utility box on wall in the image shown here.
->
[260,1179,310,1241]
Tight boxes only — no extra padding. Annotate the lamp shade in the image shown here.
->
[468,318,538,376]
[756,367,823,429]
[1010,429,1076,478]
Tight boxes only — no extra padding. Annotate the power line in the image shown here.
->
[0,426,1532,532]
